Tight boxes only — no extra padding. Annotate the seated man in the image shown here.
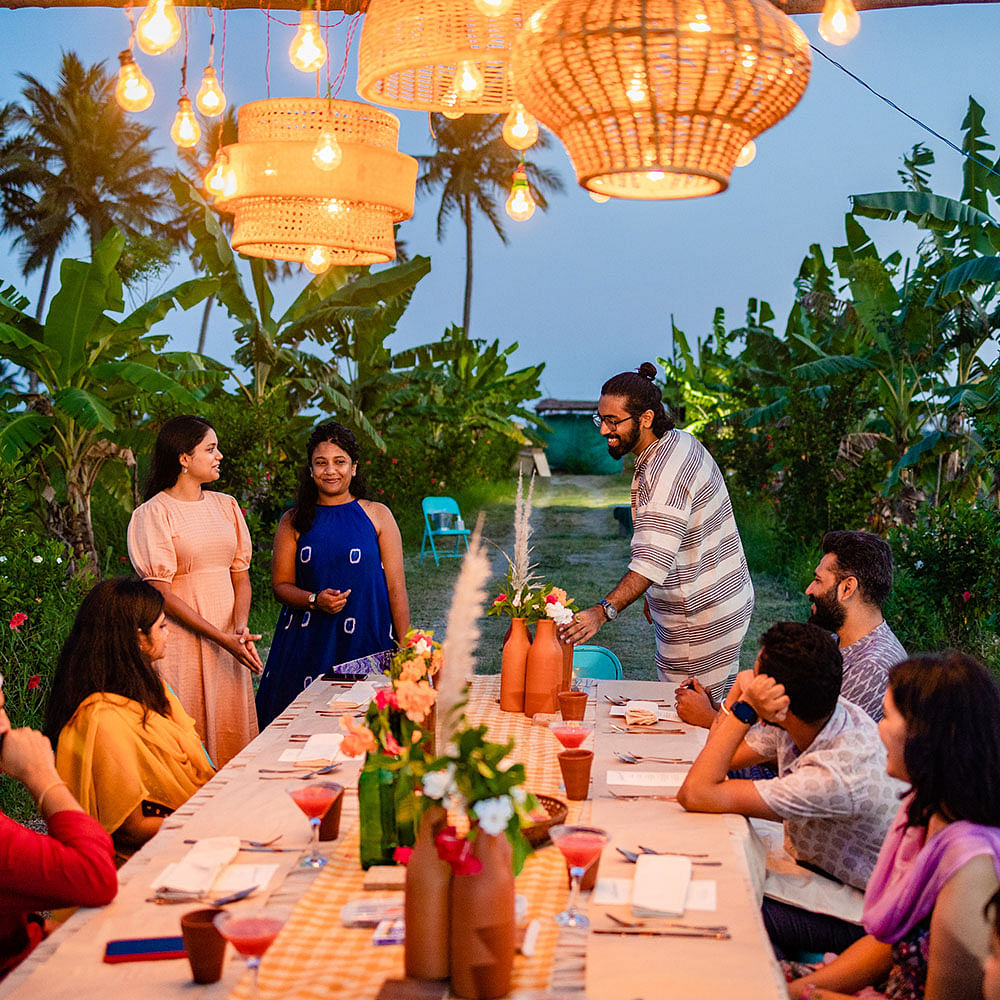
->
[677,621,903,958]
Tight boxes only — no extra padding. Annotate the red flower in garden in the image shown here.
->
[963,591,972,602]
[8,612,27,631]
[393,846,412,865]
[27,675,41,690]
[120,556,127,564]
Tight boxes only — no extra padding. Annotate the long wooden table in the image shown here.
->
[1,676,787,999]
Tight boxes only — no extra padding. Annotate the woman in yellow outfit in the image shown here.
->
[44,578,215,862]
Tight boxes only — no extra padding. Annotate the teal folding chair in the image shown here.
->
[571,644,624,680]
[419,496,471,565]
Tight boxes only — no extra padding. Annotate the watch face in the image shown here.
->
[601,600,617,621]
[732,701,757,725]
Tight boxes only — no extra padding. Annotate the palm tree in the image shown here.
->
[416,113,563,334]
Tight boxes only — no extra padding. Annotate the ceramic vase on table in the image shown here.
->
[358,753,416,869]
[404,804,451,980]
[524,618,562,716]
[499,617,531,713]
[559,635,574,693]
[449,830,516,1000]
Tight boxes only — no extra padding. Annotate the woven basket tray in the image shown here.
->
[523,794,568,848]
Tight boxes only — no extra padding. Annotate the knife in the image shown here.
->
[592,928,731,939]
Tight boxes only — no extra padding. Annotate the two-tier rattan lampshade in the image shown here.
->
[357,0,525,114]
[217,98,417,266]
[510,0,812,200]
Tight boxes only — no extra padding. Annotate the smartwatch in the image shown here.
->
[731,701,758,725]
[307,592,318,609]
[598,599,618,621]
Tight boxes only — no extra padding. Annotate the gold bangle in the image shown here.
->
[36,778,69,813]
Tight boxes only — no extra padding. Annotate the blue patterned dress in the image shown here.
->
[255,501,394,727]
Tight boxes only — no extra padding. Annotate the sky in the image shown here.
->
[1,4,999,404]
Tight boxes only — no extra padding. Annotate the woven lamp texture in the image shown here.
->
[357,0,525,113]
[218,98,417,265]
[511,0,811,200]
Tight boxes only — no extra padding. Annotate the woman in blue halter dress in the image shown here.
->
[255,424,410,728]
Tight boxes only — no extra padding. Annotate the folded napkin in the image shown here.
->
[631,854,692,918]
[624,700,659,726]
[327,680,379,711]
[153,837,240,895]
[279,732,345,765]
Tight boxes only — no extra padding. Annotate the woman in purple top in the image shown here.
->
[788,652,1000,1000]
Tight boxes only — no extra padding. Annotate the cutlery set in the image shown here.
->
[616,846,721,867]
[613,751,693,765]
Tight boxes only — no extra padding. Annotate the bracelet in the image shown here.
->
[36,778,69,814]
[719,702,732,717]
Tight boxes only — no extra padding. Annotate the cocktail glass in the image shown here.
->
[286,780,340,868]
[213,907,288,1000]
[548,824,610,928]
[551,721,593,750]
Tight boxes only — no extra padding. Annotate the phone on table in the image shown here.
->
[103,936,186,963]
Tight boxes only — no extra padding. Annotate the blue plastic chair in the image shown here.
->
[571,644,624,680]
[419,496,471,565]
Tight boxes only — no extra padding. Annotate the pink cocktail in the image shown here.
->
[549,824,610,928]
[551,722,592,750]
[286,780,339,868]
[214,908,288,1000]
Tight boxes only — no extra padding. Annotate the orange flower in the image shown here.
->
[428,649,444,677]
[340,715,377,757]
[399,659,427,684]
[395,679,437,723]
[549,587,567,604]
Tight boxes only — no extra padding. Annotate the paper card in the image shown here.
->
[279,732,345,763]
[591,878,632,905]
[632,854,692,918]
[606,770,685,787]
[211,863,279,893]
[686,880,717,911]
[608,705,681,722]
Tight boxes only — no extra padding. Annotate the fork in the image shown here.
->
[183,835,282,848]
[258,763,342,780]
[616,847,720,866]
[614,751,693,764]
[605,913,728,932]
[607,725,687,736]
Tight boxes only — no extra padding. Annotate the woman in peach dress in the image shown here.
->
[127,415,263,767]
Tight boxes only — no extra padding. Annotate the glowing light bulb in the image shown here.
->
[625,69,646,105]
[589,190,610,203]
[205,154,228,196]
[289,10,327,73]
[442,109,464,120]
[312,124,342,171]
[305,246,332,274]
[502,102,539,151]
[735,140,757,167]
[115,50,154,112]
[195,66,227,117]
[170,97,201,148]
[646,170,665,182]
[818,0,860,44]
[474,0,514,14]
[505,166,536,222]
[136,0,181,56]
[453,60,485,104]
[687,12,712,32]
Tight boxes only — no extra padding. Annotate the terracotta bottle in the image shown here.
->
[404,804,451,980]
[524,618,562,715]
[559,634,574,693]
[499,617,531,713]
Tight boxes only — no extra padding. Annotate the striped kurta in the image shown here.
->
[629,430,754,700]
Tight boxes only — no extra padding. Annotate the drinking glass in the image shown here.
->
[550,721,593,750]
[287,780,340,868]
[213,907,288,1000]
[548,824,610,928]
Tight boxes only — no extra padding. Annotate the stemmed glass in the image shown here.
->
[548,824,610,928]
[213,906,288,1000]
[286,780,340,868]
[550,721,593,750]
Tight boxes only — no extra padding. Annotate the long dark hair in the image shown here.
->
[601,362,674,437]
[890,652,1000,828]
[291,423,369,534]
[44,578,170,743]
[143,415,214,501]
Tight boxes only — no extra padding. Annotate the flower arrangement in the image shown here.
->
[488,469,541,620]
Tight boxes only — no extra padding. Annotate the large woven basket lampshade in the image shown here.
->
[217,98,417,266]
[357,0,525,114]
[510,0,811,200]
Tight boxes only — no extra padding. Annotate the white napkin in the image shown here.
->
[631,854,692,918]
[153,837,240,895]
[279,732,345,765]
[624,700,658,726]
[327,681,378,710]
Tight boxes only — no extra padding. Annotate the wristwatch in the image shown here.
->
[731,701,758,725]
[598,599,618,621]
[307,592,318,609]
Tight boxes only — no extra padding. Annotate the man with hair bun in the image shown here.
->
[560,362,754,704]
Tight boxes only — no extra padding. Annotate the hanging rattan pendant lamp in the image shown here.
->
[216,97,417,267]
[510,0,812,200]
[357,0,525,114]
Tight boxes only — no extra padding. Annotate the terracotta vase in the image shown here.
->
[404,804,451,980]
[499,617,531,713]
[559,635,574,693]
[449,831,516,1000]
[524,619,563,716]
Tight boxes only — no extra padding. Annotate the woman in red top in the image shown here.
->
[0,673,117,977]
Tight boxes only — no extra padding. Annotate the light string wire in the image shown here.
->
[180,3,189,96]
[220,3,227,93]
[207,4,215,69]
[330,11,359,98]
[264,0,271,97]
[124,1,136,51]
[810,43,1000,184]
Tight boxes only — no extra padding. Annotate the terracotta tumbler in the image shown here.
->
[558,691,587,721]
[318,783,345,841]
[566,849,603,892]
[180,907,227,984]
[558,749,593,801]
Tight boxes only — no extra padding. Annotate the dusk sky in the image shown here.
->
[1,5,998,403]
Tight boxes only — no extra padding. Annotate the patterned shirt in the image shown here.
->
[629,430,754,700]
[745,699,904,890]
[839,621,907,722]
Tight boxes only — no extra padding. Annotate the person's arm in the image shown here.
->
[675,678,719,729]
[230,569,263,673]
[787,935,894,998]
[271,512,350,615]
[559,569,651,645]
[112,804,163,853]
[363,501,410,642]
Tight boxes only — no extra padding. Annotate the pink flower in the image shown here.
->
[8,612,27,631]
[27,674,41,690]
[493,593,507,605]
[375,688,399,711]
[963,591,972,602]
[435,828,483,875]
[383,732,403,756]
[545,594,559,604]
[393,846,412,865]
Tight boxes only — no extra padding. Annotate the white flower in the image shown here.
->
[510,785,527,804]
[411,638,431,655]
[0,556,6,563]
[56,557,62,564]
[914,560,924,570]
[31,555,42,564]
[422,763,457,801]
[512,592,521,608]
[473,796,515,836]
[545,602,574,626]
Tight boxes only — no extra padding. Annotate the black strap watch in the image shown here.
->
[307,592,318,609]
[731,700,758,725]
[598,599,618,621]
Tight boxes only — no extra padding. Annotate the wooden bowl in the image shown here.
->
[523,794,568,848]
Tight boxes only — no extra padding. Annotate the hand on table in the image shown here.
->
[314,588,350,615]
[226,630,264,674]
[675,678,717,729]
[558,606,605,645]
[741,673,789,725]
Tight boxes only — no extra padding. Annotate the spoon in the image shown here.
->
[614,751,692,764]
[183,835,282,848]
[258,763,342,780]
[616,846,721,866]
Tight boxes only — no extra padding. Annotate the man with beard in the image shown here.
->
[559,362,754,702]
[804,529,905,721]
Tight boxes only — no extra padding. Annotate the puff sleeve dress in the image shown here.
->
[127,491,259,767]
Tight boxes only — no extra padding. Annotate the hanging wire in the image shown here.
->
[220,3,228,93]
[331,12,360,98]
[124,1,136,51]
[810,44,1000,183]
[207,4,216,68]
[263,0,271,98]
[179,4,190,96]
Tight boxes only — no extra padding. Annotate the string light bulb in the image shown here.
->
[625,68,646,105]
[818,0,860,45]
[452,60,485,104]
[170,97,201,148]
[474,0,514,14]
[305,245,332,274]
[311,123,342,171]
[115,50,154,112]
[205,152,228,196]
[289,10,327,73]
[502,102,539,151]
[442,109,464,120]
[735,140,757,167]
[135,0,181,56]
[195,66,227,117]
[589,190,610,203]
[505,165,536,222]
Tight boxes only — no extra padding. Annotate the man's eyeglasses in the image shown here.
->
[593,413,636,431]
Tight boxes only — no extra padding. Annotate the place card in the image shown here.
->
[686,880,718,911]
[279,732,345,764]
[632,854,691,918]
[609,705,681,723]
[211,863,279,894]
[606,770,685,787]
[592,877,632,904]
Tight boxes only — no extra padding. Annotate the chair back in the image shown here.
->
[422,496,461,517]
[572,644,624,680]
